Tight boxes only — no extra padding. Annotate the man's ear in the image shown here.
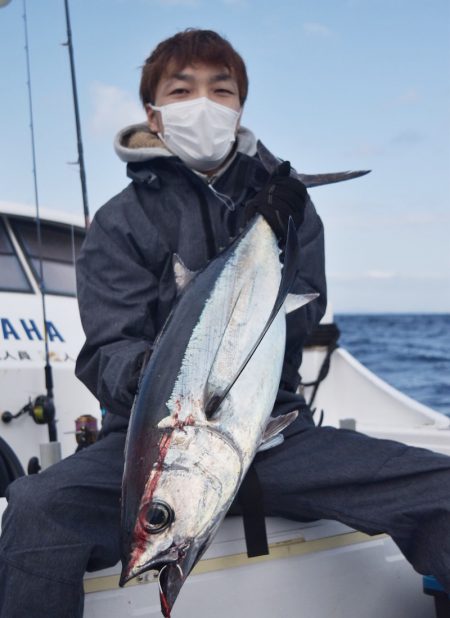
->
[146,105,162,134]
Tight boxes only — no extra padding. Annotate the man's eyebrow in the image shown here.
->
[209,73,234,83]
[165,72,195,84]
[164,72,235,85]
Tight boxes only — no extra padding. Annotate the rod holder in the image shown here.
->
[39,441,62,470]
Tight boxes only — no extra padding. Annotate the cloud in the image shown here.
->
[328,271,450,282]
[324,210,450,230]
[347,129,425,158]
[89,82,145,136]
[390,129,424,146]
[395,88,420,105]
[385,88,421,108]
[348,141,385,157]
[303,22,332,37]
[329,274,450,312]
[366,270,396,280]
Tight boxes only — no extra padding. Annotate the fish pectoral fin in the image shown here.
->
[285,292,319,314]
[262,410,299,442]
[203,219,300,420]
[173,254,198,295]
[204,393,222,420]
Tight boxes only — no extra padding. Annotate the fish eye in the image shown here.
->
[145,500,174,533]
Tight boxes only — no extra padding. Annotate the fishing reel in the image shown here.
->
[74,414,98,451]
[2,395,55,427]
[3,396,59,475]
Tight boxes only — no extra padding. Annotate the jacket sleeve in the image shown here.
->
[281,195,327,391]
[75,206,159,418]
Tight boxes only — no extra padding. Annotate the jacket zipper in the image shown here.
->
[197,187,216,261]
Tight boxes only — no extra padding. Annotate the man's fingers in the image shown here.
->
[274,160,291,178]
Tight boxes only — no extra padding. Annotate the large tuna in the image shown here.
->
[119,215,317,616]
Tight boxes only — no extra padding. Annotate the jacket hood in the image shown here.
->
[114,122,258,164]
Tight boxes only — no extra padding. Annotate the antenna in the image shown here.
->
[63,0,90,229]
[22,0,57,444]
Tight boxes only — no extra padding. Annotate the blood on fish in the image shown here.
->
[160,590,171,618]
[173,413,196,432]
[127,430,174,570]
[127,411,197,572]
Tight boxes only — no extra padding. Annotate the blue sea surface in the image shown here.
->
[335,314,450,417]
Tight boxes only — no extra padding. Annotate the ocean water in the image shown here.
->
[335,314,450,418]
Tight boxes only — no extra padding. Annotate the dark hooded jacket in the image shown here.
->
[75,123,327,419]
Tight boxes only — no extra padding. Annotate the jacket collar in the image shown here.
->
[114,122,257,166]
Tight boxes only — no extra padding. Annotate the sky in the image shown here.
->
[0,0,449,313]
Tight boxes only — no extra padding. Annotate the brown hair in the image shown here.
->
[140,29,248,106]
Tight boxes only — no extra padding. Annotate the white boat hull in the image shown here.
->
[303,347,450,456]
[83,518,433,618]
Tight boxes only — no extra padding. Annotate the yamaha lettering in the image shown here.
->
[20,319,43,341]
[0,318,65,342]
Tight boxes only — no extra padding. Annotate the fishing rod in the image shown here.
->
[63,0,90,229]
[22,0,59,456]
[1,0,92,468]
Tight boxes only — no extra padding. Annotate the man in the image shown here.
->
[0,29,449,618]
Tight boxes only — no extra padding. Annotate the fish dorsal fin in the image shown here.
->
[285,292,320,314]
[173,254,198,295]
[297,170,371,188]
[256,140,282,173]
[205,219,301,419]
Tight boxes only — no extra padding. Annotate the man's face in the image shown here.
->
[146,63,241,134]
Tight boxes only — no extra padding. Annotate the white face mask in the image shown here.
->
[151,97,241,173]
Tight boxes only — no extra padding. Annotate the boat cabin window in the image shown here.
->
[11,218,84,297]
[0,219,32,292]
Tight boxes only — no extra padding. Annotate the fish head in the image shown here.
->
[120,425,242,614]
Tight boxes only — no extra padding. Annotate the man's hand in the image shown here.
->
[244,161,308,243]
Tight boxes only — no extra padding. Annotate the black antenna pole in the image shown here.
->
[63,0,90,229]
[23,0,57,443]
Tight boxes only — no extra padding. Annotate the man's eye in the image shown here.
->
[169,88,189,96]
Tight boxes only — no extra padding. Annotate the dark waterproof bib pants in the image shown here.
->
[1,408,450,618]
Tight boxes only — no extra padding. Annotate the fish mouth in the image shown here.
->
[120,560,186,616]
[119,559,157,587]
[119,532,182,587]
[119,548,178,587]
[157,543,206,615]
[120,543,201,615]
